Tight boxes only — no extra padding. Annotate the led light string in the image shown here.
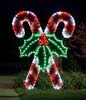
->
[12,10,75,90]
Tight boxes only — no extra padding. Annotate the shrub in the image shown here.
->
[15,71,27,88]
[61,71,86,89]
[36,72,52,89]
[15,71,86,90]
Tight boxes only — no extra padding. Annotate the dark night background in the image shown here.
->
[0,0,86,74]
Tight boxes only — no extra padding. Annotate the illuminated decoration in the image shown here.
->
[12,11,75,90]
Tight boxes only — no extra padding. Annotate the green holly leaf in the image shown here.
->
[19,33,39,57]
[35,46,52,72]
[47,34,68,58]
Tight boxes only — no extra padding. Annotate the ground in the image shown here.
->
[0,75,86,100]
[16,88,86,100]
[0,76,21,100]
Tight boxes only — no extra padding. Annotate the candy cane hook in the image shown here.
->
[12,11,42,89]
[12,11,43,38]
[44,11,75,38]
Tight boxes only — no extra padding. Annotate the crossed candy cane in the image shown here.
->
[12,11,75,90]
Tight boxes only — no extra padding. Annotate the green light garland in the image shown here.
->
[19,32,68,72]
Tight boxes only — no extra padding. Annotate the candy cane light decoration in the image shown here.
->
[12,11,75,90]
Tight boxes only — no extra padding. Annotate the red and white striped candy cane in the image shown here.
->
[12,11,42,89]
[47,57,64,90]
[45,11,75,89]
[24,58,40,89]
[44,11,75,38]
[12,11,75,90]
[12,11,42,38]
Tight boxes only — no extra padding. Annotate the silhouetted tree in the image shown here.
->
[66,23,86,72]
[67,22,86,58]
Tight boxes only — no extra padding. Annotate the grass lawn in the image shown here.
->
[16,88,86,100]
